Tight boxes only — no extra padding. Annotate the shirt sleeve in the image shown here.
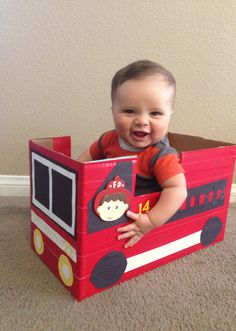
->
[152,153,184,185]
[89,133,105,160]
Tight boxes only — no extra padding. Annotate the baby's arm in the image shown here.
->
[77,148,93,162]
[117,173,187,248]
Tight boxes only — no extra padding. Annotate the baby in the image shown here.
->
[78,60,187,248]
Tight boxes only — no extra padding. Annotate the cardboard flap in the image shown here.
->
[168,132,233,152]
[30,136,71,157]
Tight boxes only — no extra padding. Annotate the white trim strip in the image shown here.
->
[125,231,201,273]
[31,210,77,262]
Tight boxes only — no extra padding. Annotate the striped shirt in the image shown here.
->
[90,130,184,195]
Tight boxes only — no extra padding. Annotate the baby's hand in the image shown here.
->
[117,211,154,248]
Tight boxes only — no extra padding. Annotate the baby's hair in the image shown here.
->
[111,60,176,102]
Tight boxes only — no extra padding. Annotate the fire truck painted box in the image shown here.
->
[29,133,236,301]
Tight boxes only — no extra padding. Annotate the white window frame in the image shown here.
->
[32,152,76,236]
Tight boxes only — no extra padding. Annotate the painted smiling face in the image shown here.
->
[97,197,129,222]
[94,176,131,222]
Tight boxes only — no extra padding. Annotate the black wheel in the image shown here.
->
[90,251,127,289]
[200,217,223,246]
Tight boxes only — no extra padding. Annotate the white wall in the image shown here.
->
[1,1,236,177]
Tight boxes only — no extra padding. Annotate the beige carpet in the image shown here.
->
[0,197,236,331]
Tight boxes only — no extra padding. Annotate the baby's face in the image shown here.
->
[112,75,173,148]
[97,199,128,221]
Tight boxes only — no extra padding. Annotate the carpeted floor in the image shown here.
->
[0,197,236,331]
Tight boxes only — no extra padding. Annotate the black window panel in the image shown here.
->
[52,170,72,227]
[34,160,49,208]
[167,179,227,223]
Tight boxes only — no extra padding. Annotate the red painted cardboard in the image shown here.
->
[29,133,236,301]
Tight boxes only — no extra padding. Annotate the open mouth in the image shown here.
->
[133,131,149,139]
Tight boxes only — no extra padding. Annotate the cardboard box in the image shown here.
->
[29,133,236,301]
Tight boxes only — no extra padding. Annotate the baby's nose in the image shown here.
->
[134,114,149,126]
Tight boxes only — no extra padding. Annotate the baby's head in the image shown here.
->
[111,60,176,148]
[111,60,176,103]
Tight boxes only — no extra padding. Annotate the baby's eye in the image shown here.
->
[107,206,111,210]
[123,109,134,114]
[115,206,118,209]
[150,111,162,117]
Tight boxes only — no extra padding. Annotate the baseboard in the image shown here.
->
[0,175,30,197]
[230,184,236,204]
[0,176,236,203]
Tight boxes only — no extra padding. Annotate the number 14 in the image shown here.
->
[138,200,151,214]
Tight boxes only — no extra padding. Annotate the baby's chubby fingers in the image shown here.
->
[126,210,139,221]
[124,234,143,248]
[117,223,138,240]
[117,212,139,242]
[117,210,154,248]
[126,210,155,234]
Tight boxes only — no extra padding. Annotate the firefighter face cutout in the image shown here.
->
[94,176,131,222]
